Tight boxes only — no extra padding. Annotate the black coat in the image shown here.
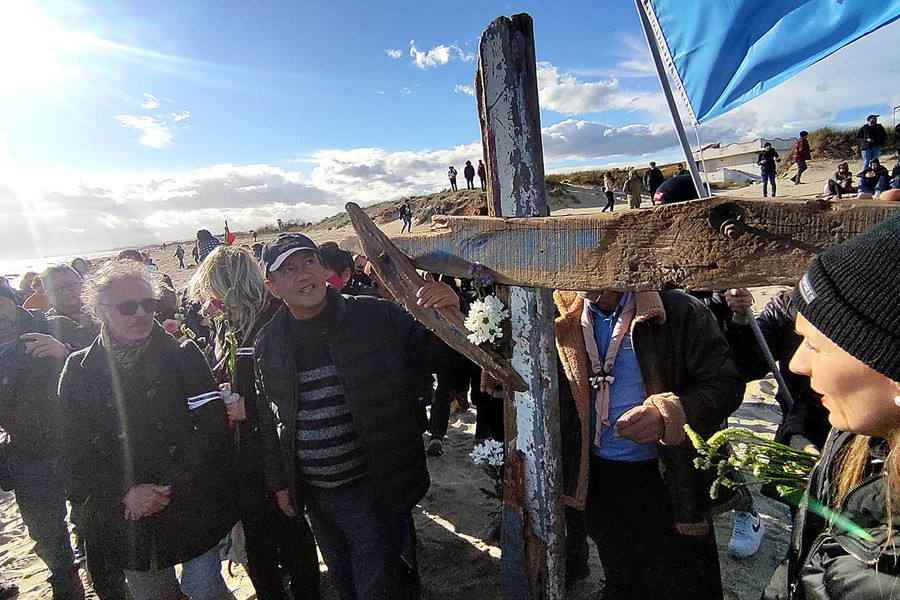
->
[59,324,238,570]
[254,287,464,517]
[722,290,830,449]
[0,308,66,457]
[764,430,900,600]
[857,123,887,149]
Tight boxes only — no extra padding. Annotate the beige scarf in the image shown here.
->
[581,293,635,443]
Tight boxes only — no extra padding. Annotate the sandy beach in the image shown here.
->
[3,162,853,598]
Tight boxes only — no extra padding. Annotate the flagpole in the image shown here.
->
[634,0,708,198]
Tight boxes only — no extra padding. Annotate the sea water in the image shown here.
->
[0,250,120,283]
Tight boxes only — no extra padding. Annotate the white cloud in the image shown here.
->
[115,97,192,148]
[537,62,667,116]
[454,84,474,96]
[409,40,474,69]
[114,115,174,149]
[140,93,160,109]
[386,49,402,59]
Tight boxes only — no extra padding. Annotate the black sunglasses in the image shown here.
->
[102,298,159,316]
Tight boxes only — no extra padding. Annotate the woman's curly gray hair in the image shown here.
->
[82,260,162,320]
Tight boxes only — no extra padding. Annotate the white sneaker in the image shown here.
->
[729,511,764,558]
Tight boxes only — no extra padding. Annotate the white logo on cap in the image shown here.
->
[799,274,817,304]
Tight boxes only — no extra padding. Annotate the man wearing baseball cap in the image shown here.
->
[254,232,464,600]
[858,114,887,169]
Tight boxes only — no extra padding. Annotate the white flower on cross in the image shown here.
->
[464,295,509,346]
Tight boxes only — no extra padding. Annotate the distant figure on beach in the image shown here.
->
[602,172,616,212]
[464,161,476,190]
[196,229,224,264]
[191,245,200,265]
[623,169,644,209]
[477,160,486,191]
[858,114,887,169]
[643,161,665,200]
[825,162,856,198]
[141,251,159,272]
[448,165,458,191]
[757,142,781,197]
[399,199,413,234]
[174,244,186,268]
[790,131,811,184]
[161,242,167,251]
[253,230,258,242]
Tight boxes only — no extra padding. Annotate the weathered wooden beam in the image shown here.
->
[345,201,526,392]
[357,198,900,292]
[477,13,564,600]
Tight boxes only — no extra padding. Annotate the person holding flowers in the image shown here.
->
[764,214,900,599]
[187,245,322,600]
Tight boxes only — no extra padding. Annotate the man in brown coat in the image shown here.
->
[555,289,743,600]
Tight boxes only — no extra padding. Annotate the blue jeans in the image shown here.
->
[9,453,79,593]
[862,146,882,169]
[859,175,889,195]
[400,216,411,234]
[304,478,416,600]
[123,542,228,600]
[760,169,776,197]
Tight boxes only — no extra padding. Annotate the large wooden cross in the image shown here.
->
[347,13,900,600]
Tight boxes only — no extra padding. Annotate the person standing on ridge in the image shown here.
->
[790,131,811,185]
[757,142,781,198]
[857,114,887,169]
[477,160,487,191]
[463,161,476,190]
[448,166,458,191]
[644,162,665,200]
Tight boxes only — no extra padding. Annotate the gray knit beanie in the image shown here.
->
[791,214,900,381]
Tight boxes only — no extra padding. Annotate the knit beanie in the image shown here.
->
[791,214,900,381]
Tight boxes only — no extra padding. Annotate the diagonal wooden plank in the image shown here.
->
[363,197,900,291]
[345,201,527,392]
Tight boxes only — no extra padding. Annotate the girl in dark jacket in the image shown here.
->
[764,214,900,599]
[59,259,238,600]
[187,245,321,600]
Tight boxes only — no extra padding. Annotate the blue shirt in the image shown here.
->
[588,296,657,461]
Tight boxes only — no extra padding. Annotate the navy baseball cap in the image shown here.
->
[262,233,319,277]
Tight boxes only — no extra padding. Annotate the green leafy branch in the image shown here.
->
[685,425,818,499]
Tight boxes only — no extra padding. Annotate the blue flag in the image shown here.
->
[642,0,900,123]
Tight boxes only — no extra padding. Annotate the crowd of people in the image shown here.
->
[1,202,899,600]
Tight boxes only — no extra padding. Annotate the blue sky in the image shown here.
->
[2,0,899,260]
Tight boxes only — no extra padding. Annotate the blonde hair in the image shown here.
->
[82,260,162,319]
[833,432,900,526]
[186,245,270,342]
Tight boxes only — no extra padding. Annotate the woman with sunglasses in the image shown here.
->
[58,259,238,600]
[764,214,900,600]
[187,245,321,600]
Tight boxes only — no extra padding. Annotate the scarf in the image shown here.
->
[581,293,635,443]
[101,324,151,371]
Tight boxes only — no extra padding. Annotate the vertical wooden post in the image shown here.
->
[476,13,563,600]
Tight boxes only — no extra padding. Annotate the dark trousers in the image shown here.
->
[791,160,807,183]
[602,191,615,212]
[242,492,321,600]
[479,177,486,191]
[761,169,776,197]
[9,453,83,598]
[583,456,722,600]
[304,478,417,600]
[449,179,457,191]
[466,177,475,189]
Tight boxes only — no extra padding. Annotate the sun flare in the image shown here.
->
[0,2,68,93]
